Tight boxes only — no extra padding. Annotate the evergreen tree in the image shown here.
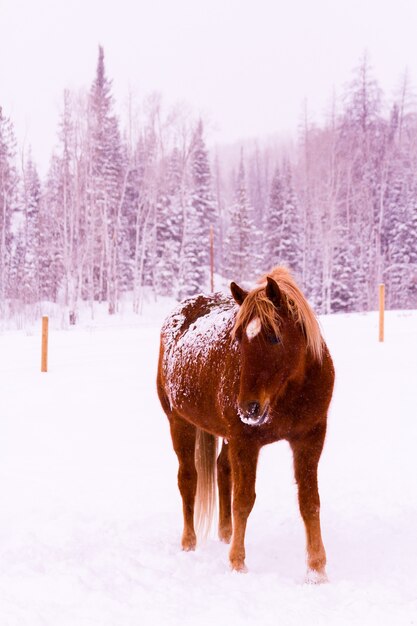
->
[337,53,384,310]
[87,45,125,312]
[224,153,254,283]
[155,147,184,296]
[263,161,302,277]
[279,160,302,277]
[133,122,159,303]
[263,166,284,267]
[0,106,19,312]
[177,204,205,299]
[330,237,357,312]
[121,135,147,298]
[383,170,417,308]
[191,120,216,241]
[56,90,78,316]
[212,151,225,274]
[248,144,268,231]
[178,120,214,298]
[20,154,41,304]
[3,49,417,319]
[41,155,66,303]
[406,195,417,306]
[40,89,87,318]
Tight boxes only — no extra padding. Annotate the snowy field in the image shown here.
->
[0,300,416,625]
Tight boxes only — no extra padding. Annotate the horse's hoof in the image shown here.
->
[305,568,328,584]
[182,544,196,552]
[230,560,248,573]
[181,532,196,552]
[219,529,232,544]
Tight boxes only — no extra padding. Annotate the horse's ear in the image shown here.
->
[230,282,248,305]
[266,276,282,308]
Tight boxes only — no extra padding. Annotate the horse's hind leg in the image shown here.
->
[290,425,327,583]
[217,440,232,543]
[169,415,198,551]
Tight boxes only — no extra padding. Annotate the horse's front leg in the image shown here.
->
[228,440,260,572]
[290,424,327,583]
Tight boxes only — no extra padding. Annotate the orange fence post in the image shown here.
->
[41,316,49,372]
[378,284,385,342]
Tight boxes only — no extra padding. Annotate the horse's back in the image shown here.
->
[160,292,236,353]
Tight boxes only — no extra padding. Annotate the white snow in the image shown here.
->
[0,303,416,625]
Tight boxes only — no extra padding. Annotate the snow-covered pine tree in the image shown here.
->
[330,237,357,312]
[382,92,417,310]
[383,169,417,309]
[338,53,383,311]
[263,160,302,278]
[212,151,225,275]
[295,101,328,309]
[20,153,41,306]
[178,120,215,299]
[40,156,63,303]
[191,120,217,251]
[223,152,255,284]
[120,134,147,301]
[42,90,84,320]
[405,193,417,306]
[57,90,80,318]
[87,46,125,313]
[248,144,268,232]
[263,166,284,268]
[177,206,204,300]
[0,106,19,314]
[279,159,302,278]
[155,146,184,296]
[132,121,160,311]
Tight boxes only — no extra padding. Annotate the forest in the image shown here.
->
[1,47,416,323]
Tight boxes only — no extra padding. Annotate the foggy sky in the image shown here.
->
[1,0,416,171]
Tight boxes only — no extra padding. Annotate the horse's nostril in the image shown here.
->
[247,402,260,417]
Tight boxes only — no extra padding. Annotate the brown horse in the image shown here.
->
[156,267,334,581]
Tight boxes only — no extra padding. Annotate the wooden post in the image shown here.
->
[378,283,385,342]
[209,225,214,292]
[41,316,49,372]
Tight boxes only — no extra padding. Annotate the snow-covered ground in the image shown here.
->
[0,301,416,625]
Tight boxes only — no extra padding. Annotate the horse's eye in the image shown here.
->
[267,334,280,345]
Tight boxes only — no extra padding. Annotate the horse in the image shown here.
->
[156,267,335,581]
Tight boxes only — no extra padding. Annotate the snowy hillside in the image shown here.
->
[0,304,416,625]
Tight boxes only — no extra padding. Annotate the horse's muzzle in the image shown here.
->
[238,401,270,426]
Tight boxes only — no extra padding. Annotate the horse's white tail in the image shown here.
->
[194,428,218,541]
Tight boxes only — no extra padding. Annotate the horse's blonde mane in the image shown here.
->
[233,267,324,362]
